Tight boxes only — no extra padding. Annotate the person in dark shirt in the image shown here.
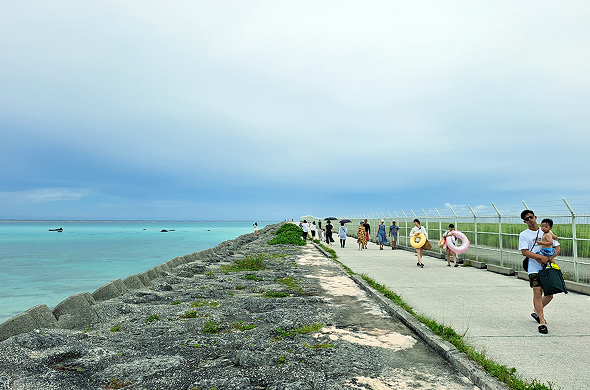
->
[325,221,335,245]
[362,219,371,249]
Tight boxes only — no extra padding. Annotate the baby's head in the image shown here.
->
[541,218,553,233]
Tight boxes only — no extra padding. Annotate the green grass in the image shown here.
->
[145,314,160,324]
[276,277,303,292]
[202,320,221,334]
[190,300,220,308]
[180,310,200,319]
[222,254,266,272]
[230,321,257,331]
[319,243,338,259]
[242,274,263,281]
[262,291,290,298]
[269,223,307,245]
[110,324,121,332]
[304,342,334,349]
[416,221,590,258]
[273,323,324,341]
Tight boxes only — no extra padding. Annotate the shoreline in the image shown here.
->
[0,221,268,323]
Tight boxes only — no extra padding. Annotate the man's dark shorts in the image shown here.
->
[529,273,541,288]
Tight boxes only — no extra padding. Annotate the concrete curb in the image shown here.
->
[310,241,509,390]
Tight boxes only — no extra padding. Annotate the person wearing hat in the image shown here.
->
[389,220,399,250]
[377,219,388,250]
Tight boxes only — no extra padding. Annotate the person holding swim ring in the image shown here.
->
[443,224,459,267]
[410,219,427,268]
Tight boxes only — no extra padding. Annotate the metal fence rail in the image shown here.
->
[302,197,590,284]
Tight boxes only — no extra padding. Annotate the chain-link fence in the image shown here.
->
[302,198,590,284]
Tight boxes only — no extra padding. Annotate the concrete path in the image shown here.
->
[328,238,590,390]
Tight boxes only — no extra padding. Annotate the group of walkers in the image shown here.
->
[356,219,400,250]
[299,220,350,248]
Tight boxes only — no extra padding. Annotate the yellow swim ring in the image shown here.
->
[411,233,426,248]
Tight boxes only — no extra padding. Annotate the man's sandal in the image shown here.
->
[538,325,548,334]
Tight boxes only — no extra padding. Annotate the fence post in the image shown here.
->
[448,206,458,230]
[492,203,503,267]
[402,210,408,247]
[422,209,429,248]
[435,208,442,255]
[563,198,579,282]
[468,205,478,261]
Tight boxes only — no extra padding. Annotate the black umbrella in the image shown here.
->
[324,217,337,221]
[339,219,352,224]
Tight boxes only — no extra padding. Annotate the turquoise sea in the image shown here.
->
[0,221,270,323]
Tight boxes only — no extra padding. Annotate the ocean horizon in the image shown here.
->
[0,220,273,323]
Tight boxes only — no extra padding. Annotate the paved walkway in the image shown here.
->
[327,238,590,390]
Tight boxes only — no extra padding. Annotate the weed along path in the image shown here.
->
[328,238,590,390]
[0,223,484,390]
[296,245,483,389]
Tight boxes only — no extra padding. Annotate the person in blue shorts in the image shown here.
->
[538,218,558,257]
[389,221,399,250]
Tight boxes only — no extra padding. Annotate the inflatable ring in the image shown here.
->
[445,230,470,254]
[410,233,426,248]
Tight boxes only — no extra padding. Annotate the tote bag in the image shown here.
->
[538,267,568,295]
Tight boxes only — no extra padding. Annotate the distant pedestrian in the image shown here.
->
[253,222,258,236]
[389,221,399,250]
[410,219,427,268]
[339,222,348,248]
[310,221,317,240]
[317,221,323,242]
[357,221,367,250]
[325,221,335,245]
[377,219,388,250]
[442,224,458,267]
[363,219,371,249]
[519,210,560,334]
[301,220,309,240]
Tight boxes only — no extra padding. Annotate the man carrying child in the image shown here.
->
[519,210,560,334]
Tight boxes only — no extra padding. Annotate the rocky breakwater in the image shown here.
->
[0,223,478,390]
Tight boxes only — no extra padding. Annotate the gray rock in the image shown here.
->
[158,263,171,273]
[53,293,99,329]
[0,304,57,341]
[123,274,146,290]
[136,272,151,286]
[92,279,126,301]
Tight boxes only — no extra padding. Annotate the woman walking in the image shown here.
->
[357,221,367,250]
[338,222,348,248]
[325,220,335,245]
[410,219,427,268]
[443,224,459,267]
[377,219,388,250]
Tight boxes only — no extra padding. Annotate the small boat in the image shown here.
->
[49,228,63,232]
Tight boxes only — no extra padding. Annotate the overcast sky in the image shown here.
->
[1,1,589,221]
